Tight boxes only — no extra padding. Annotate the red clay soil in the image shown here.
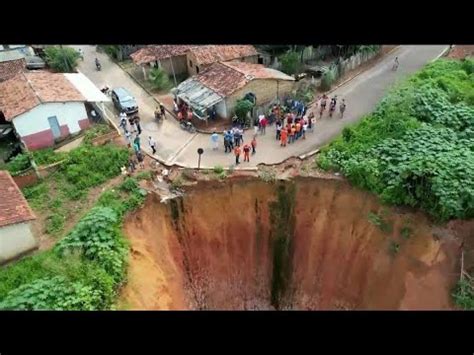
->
[447,45,474,59]
[120,177,466,310]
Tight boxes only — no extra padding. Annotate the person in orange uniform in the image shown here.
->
[280,127,288,147]
[295,121,301,140]
[289,125,296,144]
[234,145,241,165]
[243,143,251,162]
[251,136,257,154]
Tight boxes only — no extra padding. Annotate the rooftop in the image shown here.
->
[130,45,196,65]
[188,45,258,66]
[188,61,295,98]
[0,170,36,228]
[130,45,258,66]
[0,72,85,121]
[0,58,26,82]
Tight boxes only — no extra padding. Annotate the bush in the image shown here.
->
[83,124,112,145]
[318,59,474,221]
[44,46,80,73]
[320,69,336,91]
[119,177,139,193]
[213,165,224,174]
[61,145,129,190]
[0,251,115,309]
[149,67,171,90]
[55,207,127,283]
[32,148,66,166]
[452,279,474,309]
[280,51,301,75]
[6,153,31,174]
[234,99,254,127]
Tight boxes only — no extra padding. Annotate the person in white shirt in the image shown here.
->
[148,136,157,154]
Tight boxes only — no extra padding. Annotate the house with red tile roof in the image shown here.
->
[186,45,258,76]
[0,71,108,150]
[175,61,295,120]
[0,170,37,264]
[130,45,259,84]
[0,58,26,82]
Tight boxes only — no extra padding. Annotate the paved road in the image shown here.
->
[73,45,448,169]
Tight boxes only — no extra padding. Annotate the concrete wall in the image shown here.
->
[144,55,188,79]
[12,102,89,150]
[0,222,37,265]
[224,79,295,118]
[215,100,228,118]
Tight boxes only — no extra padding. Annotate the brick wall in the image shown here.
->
[225,79,295,117]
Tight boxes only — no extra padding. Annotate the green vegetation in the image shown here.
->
[280,50,301,75]
[170,176,184,190]
[213,165,224,174]
[44,46,80,73]
[320,68,336,91]
[234,99,254,127]
[452,278,474,310]
[5,153,32,175]
[149,67,172,91]
[82,124,112,145]
[400,225,413,240]
[367,211,392,234]
[389,241,400,256]
[102,45,121,60]
[259,169,277,183]
[318,59,474,221]
[32,148,67,166]
[21,143,128,237]
[0,177,146,310]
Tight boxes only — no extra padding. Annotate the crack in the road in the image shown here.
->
[166,133,199,165]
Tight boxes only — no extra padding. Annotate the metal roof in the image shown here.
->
[176,78,223,113]
[64,72,110,102]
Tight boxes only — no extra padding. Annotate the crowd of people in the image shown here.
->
[119,93,348,169]
[208,95,348,165]
[118,110,152,174]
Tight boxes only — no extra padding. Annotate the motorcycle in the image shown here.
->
[95,59,101,71]
[180,120,196,133]
[100,86,110,96]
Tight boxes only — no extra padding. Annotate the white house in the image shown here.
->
[0,170,37,264]
[0,71,109,150]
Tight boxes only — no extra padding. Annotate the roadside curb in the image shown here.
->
[430,45,452,62]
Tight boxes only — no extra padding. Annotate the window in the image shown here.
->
[196,66,200,74]
[189,60,193,67]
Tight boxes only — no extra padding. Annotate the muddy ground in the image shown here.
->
[118,157,473,310]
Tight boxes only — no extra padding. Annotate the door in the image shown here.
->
[48,116,61,139]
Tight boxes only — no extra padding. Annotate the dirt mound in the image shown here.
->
[120,177,465,310]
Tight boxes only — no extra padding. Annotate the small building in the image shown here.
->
[0,170,37,264]
[185,45,258,76]
[130,45,196,82]
[0,58,26,82]
[0,71,109,150]
[130,45,259,83]
[176,61,295,120]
